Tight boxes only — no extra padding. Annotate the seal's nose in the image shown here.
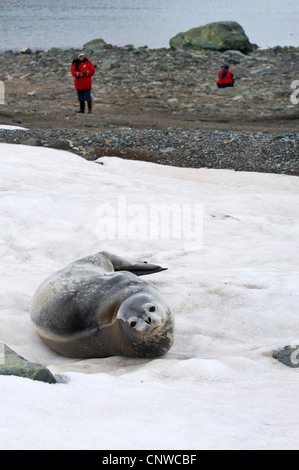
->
[144,306,156,324]
[143,305,162,328]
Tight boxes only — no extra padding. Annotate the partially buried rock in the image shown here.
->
[170,21,254,53]
[44,138,72,151]
[0,343,56,384]
[273,345,299,368]
[23,138,42,147]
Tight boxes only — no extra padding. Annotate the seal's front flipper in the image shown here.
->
[115,262,168,277]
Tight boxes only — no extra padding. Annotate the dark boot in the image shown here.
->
[76,101,85,114]
[87,101,92,114]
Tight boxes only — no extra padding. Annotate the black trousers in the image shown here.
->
[77,89,92,102]
[217,79,235,88]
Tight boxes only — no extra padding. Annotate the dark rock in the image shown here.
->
[0,343,57,384]
[273,345,299,368]
[131,47,149,55]
[45,138,72,150]
[20,47,32,54]
[23,138,42,146]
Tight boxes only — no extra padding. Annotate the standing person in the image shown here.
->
[71,52,95,114]
[216,64,235,88]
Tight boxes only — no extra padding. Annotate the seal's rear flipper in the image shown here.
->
[101,252,168,276]
[116,263,168,277]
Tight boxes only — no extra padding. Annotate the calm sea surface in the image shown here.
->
[0,0,298,52]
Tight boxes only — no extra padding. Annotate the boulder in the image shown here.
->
[84,38,108,51]
[100,58,119,71]
[170,21,254,53]
[0,343,56,384]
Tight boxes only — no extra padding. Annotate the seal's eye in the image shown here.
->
[130,321,137,328]
[149,306,156,313]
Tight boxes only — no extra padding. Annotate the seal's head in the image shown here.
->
[117,292,174,358]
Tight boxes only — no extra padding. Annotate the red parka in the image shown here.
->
[217,68,234,86]
[71,58,95,90]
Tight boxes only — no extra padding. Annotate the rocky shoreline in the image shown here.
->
[0,45,298,175]
[0,127,298,176]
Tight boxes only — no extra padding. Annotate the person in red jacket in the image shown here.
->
[71,52,95,114]
[216,64,235,88]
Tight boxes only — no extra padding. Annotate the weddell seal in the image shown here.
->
[30,252,174,359]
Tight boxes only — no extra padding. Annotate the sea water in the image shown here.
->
[0,0,298,52]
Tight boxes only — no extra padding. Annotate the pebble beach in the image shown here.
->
[0,127,298,176]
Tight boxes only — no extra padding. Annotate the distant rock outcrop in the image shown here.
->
[170,21,255,53]
[84,38,108,51]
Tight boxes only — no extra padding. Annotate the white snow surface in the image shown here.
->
[0,125,28,130]
[0,143,299,450]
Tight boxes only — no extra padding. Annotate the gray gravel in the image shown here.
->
[0,127,298,176]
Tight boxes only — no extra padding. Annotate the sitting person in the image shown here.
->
[217,64,235,88]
